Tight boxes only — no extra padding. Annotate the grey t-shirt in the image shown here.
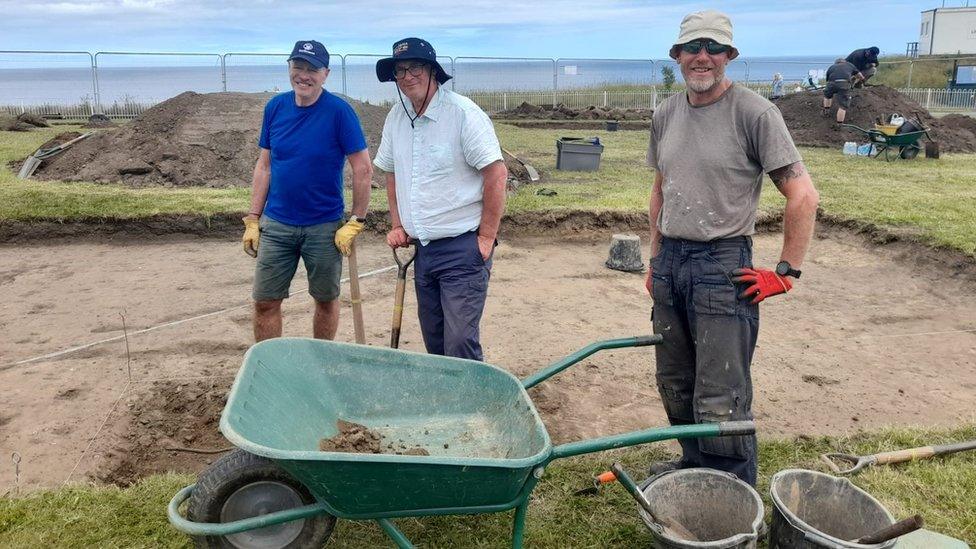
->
[647,84,801,241]
[826,61,859,82]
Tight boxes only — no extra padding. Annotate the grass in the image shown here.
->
[875,55,968,89]
[1,426,974,547]
[2,124,975,254]
[0,126,251,221]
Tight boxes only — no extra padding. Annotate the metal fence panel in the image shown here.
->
[741,58,833,86]
[555,58,652,90]
[900,88,976,112]
[0,51,96,116]
[453,57,554,95]
[342,54,453,105]
[222,53,292,95]
[92,52,223,111]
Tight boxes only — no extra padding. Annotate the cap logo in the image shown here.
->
[302,43,314,52]
[394,42,409,55]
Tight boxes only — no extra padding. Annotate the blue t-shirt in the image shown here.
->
[258,90,367,226]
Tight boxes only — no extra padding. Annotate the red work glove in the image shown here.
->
[731,267,793,304]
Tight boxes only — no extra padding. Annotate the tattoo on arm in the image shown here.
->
[769,162,806,186]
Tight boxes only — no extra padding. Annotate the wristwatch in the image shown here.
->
[775,260,802,279]
[349,214,366,223]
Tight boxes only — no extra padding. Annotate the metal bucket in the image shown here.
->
[769,469,896,549]
[638,468,764,549]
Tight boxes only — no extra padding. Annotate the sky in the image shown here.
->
[0,0,959,59]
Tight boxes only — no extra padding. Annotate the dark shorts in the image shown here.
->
[824,81,851,108]
[252,216,342,303]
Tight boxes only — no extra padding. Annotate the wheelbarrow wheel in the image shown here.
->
[187,449,335,549]
[900,145,920,160]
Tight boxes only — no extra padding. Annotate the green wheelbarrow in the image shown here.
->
[841,123,931,161]
[167,336,755,548]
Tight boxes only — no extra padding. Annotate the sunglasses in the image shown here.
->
[680,40,731,56]
[393,63,428,79]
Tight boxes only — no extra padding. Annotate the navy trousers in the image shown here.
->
[651,235,760,485]
[414,231,493,361]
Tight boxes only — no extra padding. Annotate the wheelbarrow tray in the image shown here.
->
[219,338,552,518]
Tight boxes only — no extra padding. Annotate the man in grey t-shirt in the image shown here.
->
[645,10,820,485]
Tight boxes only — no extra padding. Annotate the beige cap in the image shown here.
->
[669,10,739,60]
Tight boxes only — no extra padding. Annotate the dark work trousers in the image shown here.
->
[650,235,760,485]
[414,231,493,361]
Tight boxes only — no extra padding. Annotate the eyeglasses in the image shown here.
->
[680,40,731,56]
[394,63,428,79]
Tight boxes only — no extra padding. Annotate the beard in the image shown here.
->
[683,63,726,93]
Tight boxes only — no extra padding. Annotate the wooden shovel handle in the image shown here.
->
[347,243,365,344]
[855,515,923,544]
[872,446,936,465]
[872,438,976,465]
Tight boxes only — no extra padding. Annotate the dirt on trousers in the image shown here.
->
[1,224,976,488]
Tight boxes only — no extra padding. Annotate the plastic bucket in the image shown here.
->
[769,469,896,549]
[638,468,763,549]
[606,120,619,131]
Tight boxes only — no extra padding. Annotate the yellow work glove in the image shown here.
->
[334,218,365,256]
[242,216,260,257]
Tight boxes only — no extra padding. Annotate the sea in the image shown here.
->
[0,56,839,107]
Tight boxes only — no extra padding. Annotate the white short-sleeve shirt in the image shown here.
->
[374,87,503,245]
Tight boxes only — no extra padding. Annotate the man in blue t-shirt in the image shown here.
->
[241,40,372,341]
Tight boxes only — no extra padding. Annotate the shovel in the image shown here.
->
[17,131,94,179]
[390,243,416,349]
[501,147,540,182]
[347,242,366,344]
[610,463,698,541]
[821,438,976,475]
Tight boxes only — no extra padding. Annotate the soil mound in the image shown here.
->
[496,102,652,121]
[940,113,976,137]
[1,114,33,131]
[81,113,116,128]
[97,378,232,486]
[775,85,976,153]
[17,112,50,128]
[36,91,390,187]
[35,91,534,188]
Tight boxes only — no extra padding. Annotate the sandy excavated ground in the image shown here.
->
[1,229,975,489]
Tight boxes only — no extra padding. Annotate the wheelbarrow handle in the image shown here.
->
[168,484,332,537]
[520,335,662,389]
[550,420,754,460]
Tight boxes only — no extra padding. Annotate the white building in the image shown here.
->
[919,7,976,55]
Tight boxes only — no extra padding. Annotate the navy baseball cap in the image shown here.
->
[375,37,452,84]
[288,40,329,69]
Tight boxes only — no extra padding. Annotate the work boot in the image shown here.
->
[647,459,682,477]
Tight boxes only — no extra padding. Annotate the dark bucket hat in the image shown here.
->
[375,37,452,84]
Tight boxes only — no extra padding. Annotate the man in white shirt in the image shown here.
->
[373,37,508,361]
